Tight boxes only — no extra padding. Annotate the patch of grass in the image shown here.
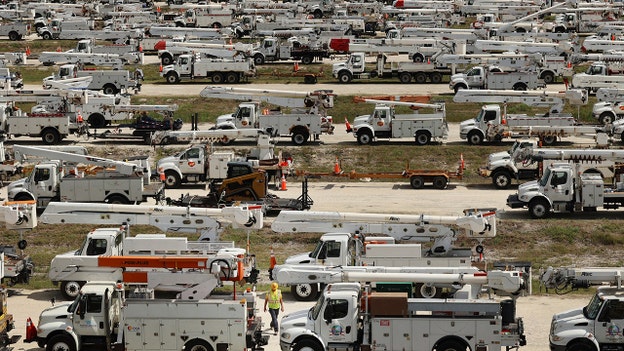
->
[542,225,579,244]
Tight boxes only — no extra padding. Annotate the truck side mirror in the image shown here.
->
[78,298,86,319]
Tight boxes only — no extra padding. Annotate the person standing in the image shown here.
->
[264,282,284,335]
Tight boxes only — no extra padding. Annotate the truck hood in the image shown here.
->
[285,252,313,265]
[280,308,313,345]
[487,151,511,164]
[460,118,477,131]
[38,301,74,328]
[551,307,589,336]
[516,180,541,201]
[157,155,179,168]
[450,73,466,81]
[6,178,26,199]
[215,113,234,125]
[332,62,346,73]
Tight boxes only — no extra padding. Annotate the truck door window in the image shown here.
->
[550,171,567,186]
[186,148,199,159]
[324,299,349,321]
[326,241,341,258]
[86,239,108,256]
[86,294,103,314]
[484,110,497,122]
[264,40,273,49]
[599,300,624,322]
[240,107,251,119]
[34,168,51,182]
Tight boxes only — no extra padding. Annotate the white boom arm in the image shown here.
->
[454,89,587,113]
[40,202,263,241]
[540,266,624,293]
[517,148,624,164]
[271,209,496,241]
[13,145,139,175]
[200,86,335,110]
[112,104,178,113]
[274,265,525,296]
[363,99,445,110]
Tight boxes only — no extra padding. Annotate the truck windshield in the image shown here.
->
[75,236,89,255]
[309,240,324,258]
[68,294,81,313]
[474,108,485,123]
[310,297,325,320]
[584,293,604,320]
[539,168,551,187]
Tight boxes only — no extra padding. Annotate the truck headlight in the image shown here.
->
[281,332,290,340]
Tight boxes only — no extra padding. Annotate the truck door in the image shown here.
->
[73,293,107,338]
[177,56,192,75]
[314,240,343,265]
[466,67,484,88]
[32,165,57,205]
[237,105,253,128]
[594,299,624,345]
[544,169,573,203]
[177,147,204,176]
[263,39,276,57]
[318,297,358,344]
[349,54,364,73]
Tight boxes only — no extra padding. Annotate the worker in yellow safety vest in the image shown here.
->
[264,282,284,335]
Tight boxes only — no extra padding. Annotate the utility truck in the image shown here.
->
[479,139,614,189]
[201,86,335,145]
[549,287,624,351]
[571,61,624,92]
[454,89,598,145]
[26,280,268,351]
[333,52,455,84]
[160,53,255,84]
[43,64,142,95]
[251,36,330,65]
[507,151,624,218]
[279,278,526,351]
[173,6,233,28]
[46,219,261,299]
[271,209,496,300]
[0,21,29,41]
[39,40,142,66]
[449,65,545,92]
[6,145,164,210]
[346,99,447,145]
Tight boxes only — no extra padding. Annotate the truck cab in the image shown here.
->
[285,233,360,267]
[350,104,394,142]
[332,52,366,83]
[215,102,258,129]
[7,162,61,208]
[157,145,209,188]
[550,287,624,351]
[459,104,502,144]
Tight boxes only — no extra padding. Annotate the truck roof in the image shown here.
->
[597,286,624,299]
[79,281,118,294]
[88,227,125,237]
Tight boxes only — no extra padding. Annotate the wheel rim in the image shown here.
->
[63,281,81,299]
[601,114,613,124]
[415,74,426,83]
[293,134,306,145]
[294,284,313,299]
[411,177,424,188]
[165,174,178,187]
[51,340,72,351]
[542,136,556,145]
[531,203,548,218]
[468,133,481,145]
[416,133,429,145]
[420,284,437,298]
[494,174,510,188]
[358,133,371,144]
[43,132,57,144]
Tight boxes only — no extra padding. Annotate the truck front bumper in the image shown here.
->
[280,340,293,351]
[506,194,526,209]
[549,342,567,351]
[478,167,491,178]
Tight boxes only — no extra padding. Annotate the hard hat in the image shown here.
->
[271,282,278,291]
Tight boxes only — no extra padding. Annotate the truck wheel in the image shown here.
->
[106,195,130,205]
[466,131,483,145]
[42,32,52,40]
[415,131,431,145]
[211,73,224,84]
[338,71,352,83]
[225,72,240,84]
[291,283,319,301]
[541,71,555,84]
[301,55,313,65]
[46,334,76,351]
[41,129,60,145]
[415,72,427,84]
[541,135,556,146]
[13,193,34,202]
[292,339,323,351]
[356,131,372,145]
[291,130,309,145]
[253,54,265,65]
[529,198,550,219]
[163,171,181,189]
[414,283,442,298]
[599,112,615,125]
[492,171,512,189]
[513,83,527,91]
[161,54,173,66]
[412,54,424,63]
[88,113,106,129]
[433,176,447,189]
[566,342,594,351]
[103,84,118,95]
[453,84,467,94]
[313,9,323,18]
[399,72,412,83]
[410,176,424,189]
[436,339,466,351]
[8,31,18,41]
[60,281,84,300]
[184,339,212,351]
[430,72,443,83]
[166,72,179,84]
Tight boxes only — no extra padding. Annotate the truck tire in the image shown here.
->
[46,334,76,351]
[356,130,372,145]
[42,32,52,40]
[211,73,224,84]
[291,283,319,301]
[225,72,240,84]
[436,339,467,351]
[103,84,118,95]
[313,9,323,18]
[412,53,424,63]
[599,112,615,125]
[410,176,424,189]
[291,128,310,145]
[184,339,212,351]
[301,55,313,65]
[253,54,265,65]
[399,72,412,83]
[466,130,483,145]
[163,170,181,189]
[160,54,173,66]
[513,83,528,91]
[453,84,467,94]
[415,72,427,84]
[414,283,442,298]
[292,339,324,351]
[41,128,60,145]
[60,281,84,300]
[529,198,550,219]
[106,195,130,205]
[433,176,447,189]
[166,72,179,84]
[541,135,556,145]
[338,71,352,83]
[415,131,431,145]
[13,193,34,202]
[492,171,512,189]
[565,341,594,351]
[8,31,19,41]
[430,72,443,83]
[88,113,106,129]
[540,71,555,84]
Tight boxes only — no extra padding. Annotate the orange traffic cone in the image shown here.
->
[280,174,287,191]
[293,62,299,72]
[159,167,165,182]
[334,157,342,175]
[25,317,37,342]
